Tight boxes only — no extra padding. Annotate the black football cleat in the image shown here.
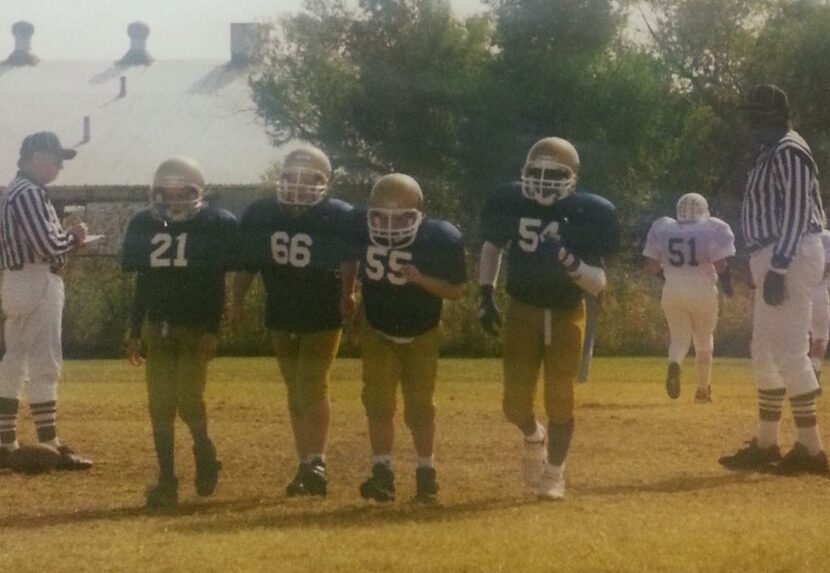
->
[286,463,309,497]
[414,466,439,502]
[146,477,179,511]
[193,443,221,497]
[694,385,712,403]
[767,443,830,476]
[665,362,681,399]
[359,463,395,502]
[55,445,93,471]
[303,458,328,497]
[718,438,782,471]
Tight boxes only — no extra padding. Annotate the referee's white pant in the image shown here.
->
[750,234,823,397]
[661,277,718,365]
[0,264,64,404]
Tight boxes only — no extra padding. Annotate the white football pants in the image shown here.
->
[750,234,823,397]
[661,278,718,387]
[0,265,64,404]
[810,280,830,341]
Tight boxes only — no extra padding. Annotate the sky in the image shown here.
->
[1,0,488,61]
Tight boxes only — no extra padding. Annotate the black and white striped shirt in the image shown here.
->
[741,130,825,270]
[0,172,76,271]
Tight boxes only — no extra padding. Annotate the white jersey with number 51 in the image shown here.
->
[643,216,736,287]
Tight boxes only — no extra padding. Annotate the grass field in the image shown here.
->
[2,357,830,572]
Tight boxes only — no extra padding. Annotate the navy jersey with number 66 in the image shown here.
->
[122,206,239,333]
[480,182,619,309]
[354,210,467,338]
[239,197,354,333]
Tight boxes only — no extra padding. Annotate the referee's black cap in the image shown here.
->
[19,132,77,161]
[739,84,789,119]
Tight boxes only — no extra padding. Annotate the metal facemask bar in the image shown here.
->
[521,160,576,206]
[277,167,328,206]
[367,208,423,249]
[150,179,203,223]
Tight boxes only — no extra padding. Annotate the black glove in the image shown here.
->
[478,285,502,336]
[718,268,733,298]
[763,270,786,306]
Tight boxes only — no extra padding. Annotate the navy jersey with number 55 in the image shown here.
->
[239,196,354,333]
[480,182,619,309]
[353,210,467,338]
[122,206,239,332]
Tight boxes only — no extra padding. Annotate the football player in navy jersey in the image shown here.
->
[478,137,619,500]
[354,173,466,503]
[230,146,357,497]
[122,157,239,510]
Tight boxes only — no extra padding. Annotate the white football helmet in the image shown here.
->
[676,193,709,224]
[277,146,331,207]
[367,173,423,249]
[150,157,205,222]
[521,137,579,206]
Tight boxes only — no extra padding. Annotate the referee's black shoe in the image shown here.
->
[56,445,93,471]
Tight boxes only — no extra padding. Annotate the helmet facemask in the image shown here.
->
[521,160,576,206]
[151,178,203,223]
[277,166,329,207]
[367,208,423,249]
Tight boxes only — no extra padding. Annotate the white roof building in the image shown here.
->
[0,21,279,188]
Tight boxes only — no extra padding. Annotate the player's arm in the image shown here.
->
[642,256,662,275]
[400,265,463,300]
[229,271,256,333]
[554,246,607,296]
[340,260,358,318]
[125,270,149,366]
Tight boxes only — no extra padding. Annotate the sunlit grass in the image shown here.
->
[1,357,828,572]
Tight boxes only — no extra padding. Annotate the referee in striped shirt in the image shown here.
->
[720,85,829,475]
[0,131,92,471]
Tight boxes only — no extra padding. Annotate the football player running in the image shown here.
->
[808,228,830,382]
[123,157,238,510]
[478,137,619,500]
[354,174,466,503]
[642,193,736,402]
[231,146,357,498]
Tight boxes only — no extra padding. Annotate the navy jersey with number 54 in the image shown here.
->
[122,206,239,332]
[353,210,467,338]
[239,196,354,333]
[480,182,619,309]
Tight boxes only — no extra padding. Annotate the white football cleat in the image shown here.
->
[537,463,565,501]
[522,436,547,489]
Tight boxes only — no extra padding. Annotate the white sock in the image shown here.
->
[797,426,823,456]
[372,454,392,467]
[417,455,434,468]
[42,438,61,449]
[757,420,780,449]
[1,440,19,451]
[524,422,545,444]
[305,453,325,464]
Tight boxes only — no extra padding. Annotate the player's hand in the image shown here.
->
[718,268,733,298]
[763,270,786,306]
[69,223,87,248]
[478,285,502,336]
[340,292,356,319]
[228,302,243,334]
[400,264,423,285]
[197,333,218,361]
[125,337,144,366]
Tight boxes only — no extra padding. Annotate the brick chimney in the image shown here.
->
[118,21,152,66]
[230,23,268,66]
[4,21,38,66]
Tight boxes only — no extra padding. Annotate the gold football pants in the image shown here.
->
[361,325,440,430]
[145,322,212,428]
[272,329,342,414]
[502,297,585,426]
